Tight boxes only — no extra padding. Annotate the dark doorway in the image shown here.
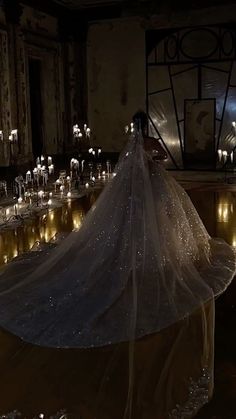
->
[28,58,43,159]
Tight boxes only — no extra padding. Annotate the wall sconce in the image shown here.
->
[0,131,3,141]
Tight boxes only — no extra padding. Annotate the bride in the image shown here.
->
[0,111,235,418]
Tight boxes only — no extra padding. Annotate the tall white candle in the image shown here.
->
[217,149,222,162]
[223,150,228,163]
[26,170,31,183]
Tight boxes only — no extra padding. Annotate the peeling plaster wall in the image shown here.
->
[20,5,64,161]
[0,30,11,166]
[0,7,6,25]
[87,4,236,152]
[21,5,58,37]
[87,19,145,152]
[0,4,65,167]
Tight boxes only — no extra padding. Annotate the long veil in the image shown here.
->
[0,131,234,348]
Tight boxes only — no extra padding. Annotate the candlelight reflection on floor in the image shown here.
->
[1,189,236,268]
[0,193,97,267]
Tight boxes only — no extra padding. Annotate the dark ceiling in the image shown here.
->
[16,0,236,21]
[53,0,125,9]
[24,0,236,15]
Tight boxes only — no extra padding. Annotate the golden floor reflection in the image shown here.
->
[0,193,98,267]
[1,189,236,268]
[188,189,236,248]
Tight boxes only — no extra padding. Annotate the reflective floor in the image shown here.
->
[0,186,235,418]
[0,194,96,267]
[1,188,236,267]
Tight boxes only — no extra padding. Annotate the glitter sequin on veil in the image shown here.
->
[0,131,234,349]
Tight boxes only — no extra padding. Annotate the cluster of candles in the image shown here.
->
[88,147,102,158]
[70,158,84,174]
[54,172,72,199]
[125,122,134,134]
[73,124,91,140]
[13,155,55,206]
[15,190,53,208]
[29,155,54,187]
[0,129,18,142]
[217,149,234,164]
[217,121,236,164]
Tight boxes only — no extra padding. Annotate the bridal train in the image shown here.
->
[0,130,234,418]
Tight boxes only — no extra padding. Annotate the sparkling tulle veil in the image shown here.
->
[0,130,234,349]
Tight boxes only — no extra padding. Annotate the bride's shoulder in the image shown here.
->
[143,136,168,160]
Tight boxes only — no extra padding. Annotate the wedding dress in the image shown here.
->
[0,131,235,418]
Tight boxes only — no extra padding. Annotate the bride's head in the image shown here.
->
[132,110,148,136]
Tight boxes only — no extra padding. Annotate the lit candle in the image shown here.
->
[11,129,18,142]
[43,171,48,186]
[217,149,222,162]
[223,150,228,163]
[85,183,89,189]
[67,176,71,191]
[49,164,54,175]
[86,128,91,138]
[60,185,64,198]
[26,170,31,184]
[55,179,60,192]
[38,190,44,205]
[73,124,80,139]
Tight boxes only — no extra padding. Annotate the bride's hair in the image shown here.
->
[132,110,148,134]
